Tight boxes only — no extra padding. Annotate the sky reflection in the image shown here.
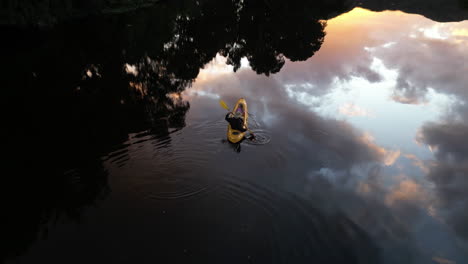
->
[184,7,468,263]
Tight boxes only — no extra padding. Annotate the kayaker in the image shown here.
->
[222,99,255,142]
[225,111,247,132]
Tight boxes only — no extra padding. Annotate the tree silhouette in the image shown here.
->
[461,0,468,9]
[166,0,351,76]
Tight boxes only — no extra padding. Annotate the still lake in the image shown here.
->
[2,2,468,264]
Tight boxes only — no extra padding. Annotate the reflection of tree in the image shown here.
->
[0,0,160,26]
[1,8,185,263]
[461,0,468,9]
[1,160,109,262]
[166,0,351,76]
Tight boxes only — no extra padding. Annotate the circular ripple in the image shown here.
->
[213,174,378,263]
[145,174,215,201]
[244,129,271,145]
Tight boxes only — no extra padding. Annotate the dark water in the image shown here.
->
[2,1,468,263]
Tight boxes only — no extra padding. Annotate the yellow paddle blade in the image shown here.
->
[219,100,230,111]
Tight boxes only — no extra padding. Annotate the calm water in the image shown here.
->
[2,1,468,264]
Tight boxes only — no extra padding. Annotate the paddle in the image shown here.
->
[219,99,230,111]
[219,99,255,139]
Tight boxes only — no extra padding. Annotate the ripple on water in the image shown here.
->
[101,121,378,262]
[146,174,214,201]
[105,124,223,202]
[105,119,276,203]
[211,173,378,263]
[244,129,271,145]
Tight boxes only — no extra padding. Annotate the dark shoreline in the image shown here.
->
[1,0,468,29]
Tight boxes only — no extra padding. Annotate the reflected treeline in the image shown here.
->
[163,0,350,76]
[1,161,109,263]
[0,0,160,26]
[461,0,468,9]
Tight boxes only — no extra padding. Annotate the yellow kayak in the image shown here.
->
[227,98,248,143]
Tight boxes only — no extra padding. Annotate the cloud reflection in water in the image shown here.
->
[184,7,468,262]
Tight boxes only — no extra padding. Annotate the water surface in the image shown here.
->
[2,2,468,264]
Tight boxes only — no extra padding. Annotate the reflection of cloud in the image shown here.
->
[194,55,234,84]
[391,94,425,105]
[360,132,400,166]
[418,123,468,162]
[383,150,401,166]
[371,18,468,107]
[432,257,456,264]
[271,7,468,246]
[404,153,430,174]
[339,103,373,117]
[385,179,428,206]
[189,47,468,261]
[193,51,404,169]
[452,28,468,37]
[386,11,468,242]
[312,166,441,263]
[417,122,468,240]
[419,24,450,40]
[192,56,404,170]
[272,8,415,97]
[428,162,468,228]
[272,8,468,109]
[187,8,468,255]
[376,36,468,106]
[124,63,138,76]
